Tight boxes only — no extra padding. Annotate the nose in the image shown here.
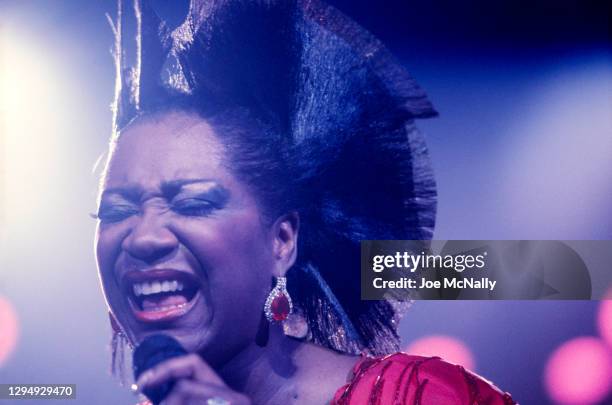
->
[123,209,178,264]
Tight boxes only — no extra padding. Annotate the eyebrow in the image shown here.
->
[100,185,143,202]
[101,178,223,201]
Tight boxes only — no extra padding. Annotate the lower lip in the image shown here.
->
[128,291,201,323]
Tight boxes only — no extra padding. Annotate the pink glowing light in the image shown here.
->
[0,296,19,366]
[405,335,476,371]
[545,336,612,405]
[598,290,612,348]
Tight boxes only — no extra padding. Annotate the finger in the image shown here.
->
[137,353,225,390]
[162,380,249,405]
[162,380,216,405]
[160,380,194,405]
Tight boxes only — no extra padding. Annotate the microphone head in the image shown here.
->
[133,334,188,405]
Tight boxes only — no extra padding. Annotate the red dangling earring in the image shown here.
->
[264,276,292,322]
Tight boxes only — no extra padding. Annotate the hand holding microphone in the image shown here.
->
[133,335,251,405]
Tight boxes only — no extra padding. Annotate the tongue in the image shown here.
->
[142,294,188,311]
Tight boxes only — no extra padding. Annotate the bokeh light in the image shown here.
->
[598,295,612,348]
[405,334,476,371]
[544,336,612,405]
[0,22,68,230]
[0,295,19,367]
[497,58,612,239]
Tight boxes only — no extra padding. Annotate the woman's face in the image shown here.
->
[96,111,280,365]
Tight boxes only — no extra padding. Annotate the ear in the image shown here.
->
[271,211,299,277]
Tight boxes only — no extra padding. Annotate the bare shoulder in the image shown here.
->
[291,343,359,404]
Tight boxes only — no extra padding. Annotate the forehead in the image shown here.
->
[104,112,227,189]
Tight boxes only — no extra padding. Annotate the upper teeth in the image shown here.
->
[133,280,184,296]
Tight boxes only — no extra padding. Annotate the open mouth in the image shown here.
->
[122,269,201,323]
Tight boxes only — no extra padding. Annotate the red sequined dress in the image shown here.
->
[136,353,516,404]
[331,353,517,405]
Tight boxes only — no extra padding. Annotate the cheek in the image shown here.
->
[180,216,271,275]
[95,225,129,305]
[176,216,273,309]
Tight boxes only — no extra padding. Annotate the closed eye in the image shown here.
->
[97,204,140,223]
[171,198,217,217]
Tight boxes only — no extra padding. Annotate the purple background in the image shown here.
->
[0,1,610,403]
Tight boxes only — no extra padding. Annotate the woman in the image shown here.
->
[96,0,516,403]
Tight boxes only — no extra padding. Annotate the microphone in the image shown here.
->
[133,334,188,405]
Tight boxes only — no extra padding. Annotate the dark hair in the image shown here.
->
[110,0,437,355]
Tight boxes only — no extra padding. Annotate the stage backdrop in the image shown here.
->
[1,1,610,404]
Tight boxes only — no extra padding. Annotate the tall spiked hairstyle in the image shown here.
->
[108,0,437,355]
